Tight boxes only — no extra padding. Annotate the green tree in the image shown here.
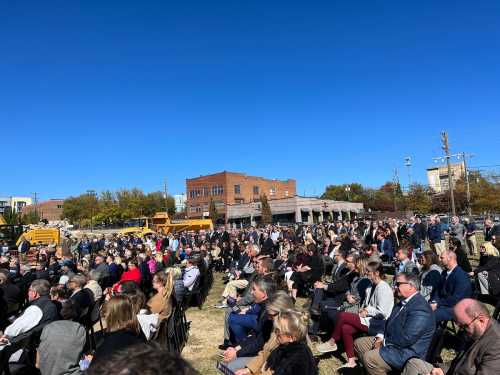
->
[3,207,21,224]
[260,194,273,224]
[21,210,40,224]
[406,184,432,214]
[208,198,218,221]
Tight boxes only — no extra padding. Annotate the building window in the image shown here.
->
[212,185,224,196]
[235,198,244,204]
[270,187,276,196]
[57,205,63,209]
[203,186,209,197]
[253,186,259,195]
[234,185,241,194]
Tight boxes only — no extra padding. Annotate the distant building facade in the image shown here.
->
[226,196,364,225]
[0,196,33,214]
[174,194,187,213]
[22,199,64,222]
[186,171,296,220]
[427,162,465,193]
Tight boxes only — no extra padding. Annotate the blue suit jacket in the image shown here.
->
[433,266,472,309]
[381,238,394,259]
[379,293,436,370]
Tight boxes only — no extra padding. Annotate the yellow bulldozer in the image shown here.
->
[152,212,213,234]
[0,215,61,250]
[116,212,213,237]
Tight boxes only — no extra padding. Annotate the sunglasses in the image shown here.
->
[394,282,410,287]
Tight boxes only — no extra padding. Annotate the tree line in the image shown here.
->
[62,189,176,226]
[321,172,500,215]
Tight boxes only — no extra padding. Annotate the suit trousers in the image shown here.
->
[354,336,393,375]
[402,358,434,375]
[223,279,249,299]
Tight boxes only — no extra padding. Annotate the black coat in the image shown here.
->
[475,256,500,296]
[265,341,318,375]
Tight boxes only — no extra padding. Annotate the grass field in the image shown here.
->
[183,238,486,374]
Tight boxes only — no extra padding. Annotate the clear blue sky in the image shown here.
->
[2,0,500,200]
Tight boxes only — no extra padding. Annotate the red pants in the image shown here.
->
[332,311,368,359]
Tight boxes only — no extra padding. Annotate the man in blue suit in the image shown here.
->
[354,271,436,375]
[430,250,472,322]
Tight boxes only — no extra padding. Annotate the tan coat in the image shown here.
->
[246,333,279,375]
[147,291,172,321]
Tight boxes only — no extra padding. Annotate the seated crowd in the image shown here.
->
[213,216,500,375]
[0,230,214,374]
[0,215,499,375]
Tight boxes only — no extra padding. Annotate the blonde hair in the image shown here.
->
[266,290,294,314]
[483,242,499,257]
[166,267,182,280]
[274,309,310,342]
[104,295,139,334]
[154,270,174,300]
[155,253,164,262]
[356,257,369,276]
[115,256,123,265]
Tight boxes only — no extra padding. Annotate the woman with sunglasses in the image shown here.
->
[316,261,394,369]
[260,309,317,375]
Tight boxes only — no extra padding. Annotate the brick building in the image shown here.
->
[186,171,296,220]
[22,199,64,222]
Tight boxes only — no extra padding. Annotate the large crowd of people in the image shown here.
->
[0,214,499,374]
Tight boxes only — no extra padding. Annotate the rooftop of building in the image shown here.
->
[186,170,295,183]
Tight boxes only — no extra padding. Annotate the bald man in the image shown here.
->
[403,299,500,375]
[430,250,472,322]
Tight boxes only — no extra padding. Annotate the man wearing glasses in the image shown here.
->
[354,272,435,375]
[0,279,59,347]
[403,298,500,375]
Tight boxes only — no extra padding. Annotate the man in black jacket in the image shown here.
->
[309,253,356,323]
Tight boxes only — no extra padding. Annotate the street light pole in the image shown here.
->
[404,156,412,189]
[345,185,351,220]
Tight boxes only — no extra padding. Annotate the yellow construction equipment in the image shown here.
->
[152,212,213,234]
[118,217,156,237]
[16,227,61,246]
[0,214,61,249]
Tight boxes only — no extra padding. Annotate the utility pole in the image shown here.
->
[392,168,399,212]
[459,152,474,216]
[441,132,456,216]
[32,192,38,222]
[432,133,473,217]
[164,179,169,214]
[404,156,412,190]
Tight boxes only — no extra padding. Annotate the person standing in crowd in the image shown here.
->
[428,216,444,255]
[448,216,465,247]
[483,218,500,244]
[463,217,477,256]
